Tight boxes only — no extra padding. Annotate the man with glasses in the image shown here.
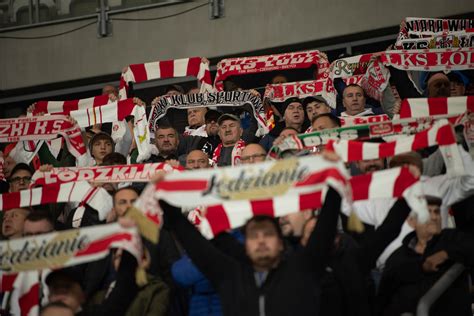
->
[240,144,267,165]
[8,163,33,192]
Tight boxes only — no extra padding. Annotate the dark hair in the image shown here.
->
[112,186,139,203]
[89,132,115,153]
[9,163,33,179]
[25,210,54,226]
[343,84,366,97]
[243,215,283,240]
[101,152,127,166]
[311,113,341,127]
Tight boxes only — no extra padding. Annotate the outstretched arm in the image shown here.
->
[160,201,238,285]
[304,187,342,279]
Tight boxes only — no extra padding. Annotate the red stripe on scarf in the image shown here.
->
[428,98,448,116]
[19,282,39,316]
[379,142,396,158]
[206,205,231,236]
[251,199,274,217]
[160,60,174,78]
[348,141,364,161]
[157,180,209,191]
[129,64,148,83]
[4,192,21,210]
[75,233,132,256]
[0,273,18,292]
[63,100,79,112]
[299,191,323,210]
[117,99,136,121]
[350,173,373,201]
[393,167,418,197]
[186,57,201,76]
[399,99,412,118]
[295,168,347,187]
[412,130,429,150]
[436,124,457,145]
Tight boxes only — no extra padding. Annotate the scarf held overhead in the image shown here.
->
[214,50,330,91]
[0,223,141,274]
[0,116,86,159]
[119,56,213,99]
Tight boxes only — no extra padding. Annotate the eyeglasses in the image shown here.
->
[240,154,266,162]
[9,176,32,184]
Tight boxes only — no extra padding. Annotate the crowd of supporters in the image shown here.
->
[1,17,474,316]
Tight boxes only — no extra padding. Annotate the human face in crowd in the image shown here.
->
[414,204,442,240]
[155,128,179,156]
[40,305,74,316]
[279,210,312,238]
[2,208,29,239]
[23,219,54,236]
[271,75,288,84]
[205,117,219,136]
[3,156,16,178]
[113,188,139,217]
[427,76,450,98]
[186,150,209,170]
[9,169,32,192]
[300,217,317,247]
[102,85,118,97]
[91,139,113,164]
[306,101,331,121]
[48,281,85,313]
[283,102,305,128]
[245,220,284,271]
[279,128,298,139]
[241,144,267,164]
[166,89,182,96]
[342,85,366,115]
[218,119,243,147]
[450,81,465,97]
[187,108,207,128]
[312,116,339,131]
[356,158,385,173]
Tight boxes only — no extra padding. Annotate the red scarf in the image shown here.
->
[212,139,246,166]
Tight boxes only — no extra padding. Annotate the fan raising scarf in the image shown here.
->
[33,94,111,115]
[31,162,181,185]
[0,222,141,274]
[148,91,268,136]
[361,48,474,101]
[398,96,474,121]
[212,139,246,166]
[395,17,474,50]
[154,155,429,237]
[214,50,330,91]
[0,115,86,159]
[119,56,213,99]
[0,181,112,220]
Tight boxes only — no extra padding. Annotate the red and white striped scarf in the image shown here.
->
[0,181,112,221]
[33,94,111,115]
[212,139,246,166]
[326,119,464,176]
[214,50,330,91]
[31,162,182,186]
[263,79,326,103]
[0,223,141,274]
[154,154,428,237]
[119,57,213,99]
[0,116,86,160]
[398,96,474,120]
[2,271,40,316]
[339,114,391,127]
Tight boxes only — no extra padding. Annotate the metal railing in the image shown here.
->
[416,263,466,316]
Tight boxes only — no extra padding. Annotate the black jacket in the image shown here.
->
[376,229,474,316]
[320,198,411,316]
[161,187,342,316]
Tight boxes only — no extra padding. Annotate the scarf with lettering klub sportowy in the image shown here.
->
[148,91,269,136]
[214,50,330,91]
[119,57,213,100]
[0,115,86,159]
[0,181,112,221]
[31,162,183,186]
[154,156,429,237]
[361,48,474,101]
[0,223,141,274]
[212,139,246,166]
